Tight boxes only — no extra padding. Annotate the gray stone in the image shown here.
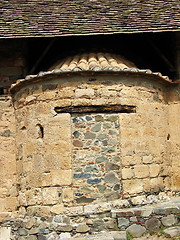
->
[87,178,101,184]
[18,228,28,236]
[130,217,137,222]
[97,185,106,193]
[105,219,116,230]
[105,191,120,201]
[81,186,92,194]
[104,172,120,184]
[56,224,72,232]
[105,162,120,171]
[38,228,49,235]
[109,139,118,145]
[27,236,38,240]
[29,228,39,235]
[103,123,111,129]
[102,140,108,146]
[93,140,99,145]
[113,156,120,162]
[93,219,106,232]
[25,218,36,229]
[114,122,119,128]
[161,214,177,227]
[37,235,47,240]
[97,133,107,140]
[102,146,115,153]
[18,237,26,240]
[84,132,96,139]
[91,123,101,132]
[76,223,90,233]
[96,156,108,163]
[163,226,180,237]
[113,231,127,240]
[118,218,129,229]
[62,217,70,225]
[53,215,63,223]
[113,184,121,191]
[73,131,80,138]
[145,218,161,231]
[85,116,93,121]
[153,208,167,215]
[76,196,94,204]
[0,130,11,137]
[95,115,104,122]
[126,224,146,238]
[109,130,118,135]
[106,115,118,122]
[146,195,158,204]
[73,117,84,123]
[74,173,91,179]
[85,164,99,172]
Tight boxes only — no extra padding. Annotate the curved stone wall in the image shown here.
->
[11,73,173,216]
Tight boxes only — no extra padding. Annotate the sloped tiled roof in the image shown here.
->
[0,0,180,39]
[49,53,136,71]
[11,52,176,93]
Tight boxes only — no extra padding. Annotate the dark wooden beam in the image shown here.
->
[54,105,136,114]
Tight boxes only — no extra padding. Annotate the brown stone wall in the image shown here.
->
[11,74,173,216]
[0,96,17,216]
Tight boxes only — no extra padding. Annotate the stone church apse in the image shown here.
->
[10,52,178,217]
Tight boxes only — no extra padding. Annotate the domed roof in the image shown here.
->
[49,52,136,72]
[11,52,174,93]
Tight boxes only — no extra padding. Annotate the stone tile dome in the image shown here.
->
[11,52,175,93]
[49,52,136,72]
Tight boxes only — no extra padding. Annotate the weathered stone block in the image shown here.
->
[50,204,64,215]
[149,164,160,177]
[118,218,129,229]
[142,155,153,164]
[163,226,180,238]
[145,218,161,231]
[134,165,149,179]
[42,188,59,205]
[126,224,146,238]
[62,188,74,203]
[75,88,95,98]
[5,197,17,211]
[122,168,134,179]
[51,170,72,186]
[76,223,90,233]
[161,214,177,227]
[122,179,143,194]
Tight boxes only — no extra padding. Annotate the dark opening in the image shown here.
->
[26,32,177,80]
[0,88,4,95]
[37,124,44,138]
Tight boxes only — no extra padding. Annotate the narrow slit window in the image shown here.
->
[37,124,44,138]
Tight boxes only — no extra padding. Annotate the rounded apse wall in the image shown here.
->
[11,71,172,216]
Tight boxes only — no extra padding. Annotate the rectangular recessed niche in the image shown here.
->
[54,105,136,114]
[71,113,121,204]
